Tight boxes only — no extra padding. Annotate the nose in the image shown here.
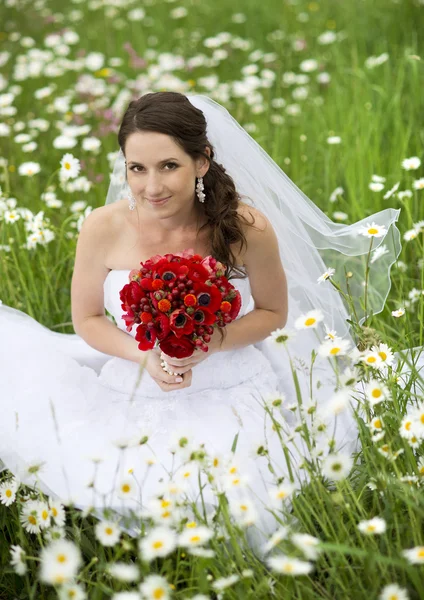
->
[144,171,166,198]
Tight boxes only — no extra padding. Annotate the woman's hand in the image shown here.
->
[160,329,222,375]
[143,347,193,393]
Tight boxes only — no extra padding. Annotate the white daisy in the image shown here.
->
[38,500,52,529]
[413,177,424,190]
[212,574,240,591]
[262,526,290,554]
[138,526,177,562]
[294,309,324,330]
[404,229,419,241]
[383,181,400,199]
[291,533,322,561]
[370,244,389,264]
[0,477,19,506]
[82,136,101,152]
[178,525,213,548]
[59,153,80,180]
[10,544,27,575]
[357,222,387,238]
[229,497,258,527]
[39,539,82,585]
[116,476,137,500]
[106,562,140,582]
[270,327,296,344]
[94,520,121,547]
[371,342,394,367]
[18,161,41,176]
[20,499,43,534]
[57,582,87,600]
[139,574,171,600]
[365,380,390,406]
[369,182,385,192]
[49,499,66,527]
[317,267,335,283]
[267,554,314,575]
[321,453,353,481]
[401,156,421,171]
[318,338,351,358]
[268,482,297,507]
[4,210,21,223]
[357,517,386,535]
[402,546,424,564]
[327,136,341,144]
[361,351,383,368]
[392,307,405,318]
[379,583,409,600]
[44,526,66,543]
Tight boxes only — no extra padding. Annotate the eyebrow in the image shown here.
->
[127,157,180,166]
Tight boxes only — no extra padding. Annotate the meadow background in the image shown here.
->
[1,0,424,598]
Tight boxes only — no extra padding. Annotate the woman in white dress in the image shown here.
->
[0,92,403,541]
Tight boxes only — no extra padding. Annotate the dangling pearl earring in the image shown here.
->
[196,176,205,203]
[128,189,136,211]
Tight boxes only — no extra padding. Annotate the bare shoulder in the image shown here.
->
[80,199,125,239]
[237,201,269,235]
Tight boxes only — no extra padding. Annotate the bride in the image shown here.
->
[0,91,403,540]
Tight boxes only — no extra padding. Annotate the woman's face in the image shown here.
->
[125,130,210,217]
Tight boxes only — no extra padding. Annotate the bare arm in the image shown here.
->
[71,207,147,363]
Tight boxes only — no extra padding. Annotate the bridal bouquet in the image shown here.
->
[119,248,241,358]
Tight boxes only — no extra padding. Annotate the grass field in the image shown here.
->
[1,0,424,598]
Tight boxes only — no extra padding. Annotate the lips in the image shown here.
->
[148,196,171,205]
[148,196,170,203]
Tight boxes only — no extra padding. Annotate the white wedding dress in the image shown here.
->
[0,269,360,536]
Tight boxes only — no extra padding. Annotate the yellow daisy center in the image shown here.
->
[153,589,165,599]
[283,564,294,573]
[371,389,382,398]
[374,419,382,429]
[367,356,377,363]
[121,484,130,493]
[420,414,424,424]
[190,535,201,543]
[5,489,12,497]
[418,549,424,558]
[367,525,376,532]
[28,516,37,525]
[42,510,49,520]
[378,351,387,360]
[213,458,219,467]
[405,421,412,431]
[240,504,248,511]
[229,466,237,474]
[368,228,378,234]
[153,540,163,549]
[57,554,67,563]
[52,507,58,516]
[161,499,171,508]
[105,527,113,535]
[64,162,71,170]
[330,347,341,355]
[305,317,316,326]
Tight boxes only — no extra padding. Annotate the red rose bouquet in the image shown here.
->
[119,248,242,359]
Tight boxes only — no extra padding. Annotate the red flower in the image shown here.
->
[160,334,195,358]
[155,313,171,341]
[119,281,145,311]
[135,323,157,351]
[169,308,195,338]
[192,281,222,313]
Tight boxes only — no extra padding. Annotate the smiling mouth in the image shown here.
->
[147,197,171,202]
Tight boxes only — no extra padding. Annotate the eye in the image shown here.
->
[130,162,178,172]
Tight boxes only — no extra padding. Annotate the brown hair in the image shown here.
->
[118,91,259,285]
